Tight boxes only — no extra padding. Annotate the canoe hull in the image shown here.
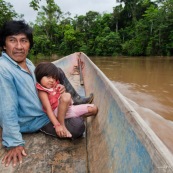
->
[56,52,173,173]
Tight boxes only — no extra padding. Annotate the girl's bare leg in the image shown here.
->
[57,93,72,138]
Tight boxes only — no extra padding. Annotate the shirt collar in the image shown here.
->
[2,51,33,67]
[2,52,18,66]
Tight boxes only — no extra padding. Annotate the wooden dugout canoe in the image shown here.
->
[0,52,173,173]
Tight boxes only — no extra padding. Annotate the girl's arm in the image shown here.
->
[38,90,65,137]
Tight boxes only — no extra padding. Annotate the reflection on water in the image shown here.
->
[90,56,173,121]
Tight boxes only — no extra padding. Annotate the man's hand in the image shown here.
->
[2,146,27,167]
[57,84,66,94]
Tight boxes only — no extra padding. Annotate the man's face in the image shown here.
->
[4,34,30,63]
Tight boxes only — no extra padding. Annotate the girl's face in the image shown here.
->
[40,76,56,89]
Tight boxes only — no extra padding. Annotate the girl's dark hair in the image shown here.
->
[0,20,33,50]
[35,62,60,83]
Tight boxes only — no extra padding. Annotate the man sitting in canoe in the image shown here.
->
[0,20,93,167]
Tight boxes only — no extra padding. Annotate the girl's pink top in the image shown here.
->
[36,81,61,111]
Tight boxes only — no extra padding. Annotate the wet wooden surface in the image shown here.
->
[0,128,87,173]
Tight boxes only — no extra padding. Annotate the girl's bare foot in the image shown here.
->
[82,106,98,118]
[62,125,72,138]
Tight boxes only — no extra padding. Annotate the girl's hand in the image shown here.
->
[57,84,65,94]
[55,125,66,137]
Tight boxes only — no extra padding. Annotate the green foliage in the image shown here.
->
[29,0,41,11]
[1,0,173,57]
[0,0,18,27]
[28,0,173,56]
[95,28,121,56]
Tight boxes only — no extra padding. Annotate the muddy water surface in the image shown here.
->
[90,56,173,121]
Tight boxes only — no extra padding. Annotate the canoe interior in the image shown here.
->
[0,52,173,173]
[55,52,173,172]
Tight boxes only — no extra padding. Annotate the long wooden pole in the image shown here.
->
[78,58,84,85]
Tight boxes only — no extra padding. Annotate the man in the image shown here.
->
[0,20,93,167]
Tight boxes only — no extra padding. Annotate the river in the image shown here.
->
[90,56,173,121]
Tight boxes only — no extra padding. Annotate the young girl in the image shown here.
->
[35,62,98,138]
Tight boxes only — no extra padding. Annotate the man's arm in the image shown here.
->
[0,72,26,166]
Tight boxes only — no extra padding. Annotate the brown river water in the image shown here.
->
[90,56,173,121]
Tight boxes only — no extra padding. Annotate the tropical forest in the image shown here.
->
[0,0,173,57]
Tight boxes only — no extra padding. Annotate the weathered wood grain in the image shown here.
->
[0,129,87,173]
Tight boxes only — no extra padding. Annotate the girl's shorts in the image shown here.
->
[54,104,94,119]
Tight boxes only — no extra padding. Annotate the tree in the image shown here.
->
[95,27,121,56]
[27,0,173,56]
[33,0,63,55]
[30,0,42,11]
[59,24,77,54]
[112,5,123,32]
[116,0,143,24]
[0,0,18,27]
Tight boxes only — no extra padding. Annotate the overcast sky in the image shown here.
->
[5,0,118,22]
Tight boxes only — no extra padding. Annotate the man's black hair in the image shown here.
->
[0,20,33,50]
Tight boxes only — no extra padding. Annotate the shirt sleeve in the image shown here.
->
[0,72,25,148]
